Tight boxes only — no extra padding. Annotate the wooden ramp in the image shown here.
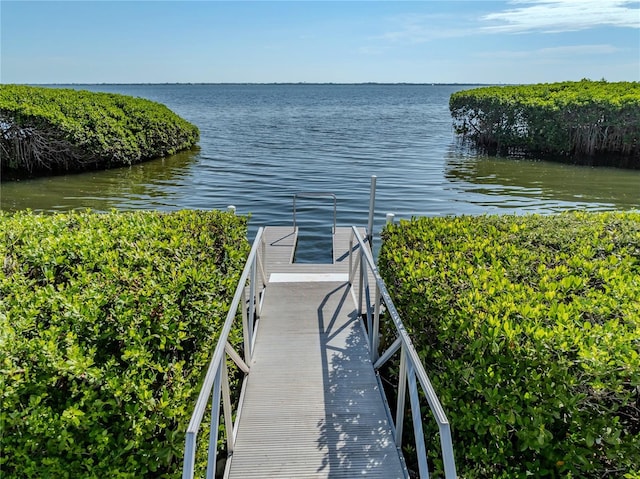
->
[226,227,406,478]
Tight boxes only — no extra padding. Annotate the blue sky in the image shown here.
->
[1,0,639,84]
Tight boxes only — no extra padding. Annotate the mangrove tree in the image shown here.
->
[450,80,640,168]
[0,85,199,178]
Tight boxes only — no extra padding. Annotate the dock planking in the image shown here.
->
[225,227,406,478]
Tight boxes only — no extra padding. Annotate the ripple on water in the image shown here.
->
[3,84,639,260]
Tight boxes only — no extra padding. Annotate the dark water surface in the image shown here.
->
[2,84,639,249]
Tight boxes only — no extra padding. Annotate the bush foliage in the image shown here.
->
[0,85,199,176]
[450,80,640,168]
[379,212,640,478]
[0,210,249,478]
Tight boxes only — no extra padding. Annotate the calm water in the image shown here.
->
[2,84,639,257]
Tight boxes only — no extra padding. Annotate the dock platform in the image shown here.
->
[225,227,406,478]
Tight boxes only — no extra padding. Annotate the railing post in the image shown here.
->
[358,250,364,316]
[408,363,430,479]
[441,425,458,478]
[253,253,261,318]
[182,433,196,479]
[372,283,381,362]
[222,360,234,454]
[261,232,267,285]
[249,263,256,343]
[367,175,377,245]
[241,289,251,360]
[205,367,223,479]
[395,346,408,448]
[364,264,373,348]
[348,233,354,284]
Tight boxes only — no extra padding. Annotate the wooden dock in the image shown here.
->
[225,227,407,478]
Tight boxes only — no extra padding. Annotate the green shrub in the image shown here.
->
[0,85,200,176]
[379,212,640,478]
[450,80,640,168]
[0,210,249,478]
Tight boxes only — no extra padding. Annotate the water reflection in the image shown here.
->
[0,148,199,212]
[445,151,640,212]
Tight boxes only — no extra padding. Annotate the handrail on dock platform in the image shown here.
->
[182,227,267,479]
[293,192,337,234]
[182,219,457,479]
[348,226,458,479]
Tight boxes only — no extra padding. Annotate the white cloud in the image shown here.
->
[477,44,621,58]
[378,13,474,43]
[482,0,640,33]
[358,45,390,55]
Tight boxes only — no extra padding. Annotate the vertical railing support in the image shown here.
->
[260,234,267,286]
[358,251,364,316]
[367,175,377,245]
[249,262,256,333]
[241,289,251,360]
[408,363,430,479]
[441,422,457,478]
[364,265,373,348]
[221,361,234,455]
[348,234,355,283]
[205,367,223,479]
[182,434,196,479]
[252,254,261,318]
[395,346,408,448]
[372,283,381,362]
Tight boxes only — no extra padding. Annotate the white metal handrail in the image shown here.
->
[182,227,267,479]
[348,226,457,479]
[293,192,337,234]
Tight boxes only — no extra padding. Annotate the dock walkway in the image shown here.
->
[226,227,406,478]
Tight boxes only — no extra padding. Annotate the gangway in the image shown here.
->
[182,189,457,479]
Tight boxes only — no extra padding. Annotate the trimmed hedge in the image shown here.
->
[379,212,640,478]
[0,85,200,176]
[450,80,640,168]
[0,210,249,478]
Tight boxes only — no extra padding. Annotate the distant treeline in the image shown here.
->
[450,80,640,169]
[0,85,199,178]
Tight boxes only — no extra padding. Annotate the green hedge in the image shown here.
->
[379,212,639,478]
[0,85,199,176]
[450,81,640,168]
[0,210,248,478]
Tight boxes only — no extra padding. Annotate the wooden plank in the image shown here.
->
[226,281,406,479]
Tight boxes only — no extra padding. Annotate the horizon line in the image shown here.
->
[7,81,496,86]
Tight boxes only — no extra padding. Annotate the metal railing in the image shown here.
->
[348,226,458,479]
[293,192,337,234]
[182,227,267,479]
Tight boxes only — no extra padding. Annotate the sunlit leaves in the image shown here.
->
[0,210,248,478]
[379,211,640,478]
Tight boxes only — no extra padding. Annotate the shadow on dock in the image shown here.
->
[316,283,403,478]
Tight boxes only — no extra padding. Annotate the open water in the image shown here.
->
[2,84,639,258]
